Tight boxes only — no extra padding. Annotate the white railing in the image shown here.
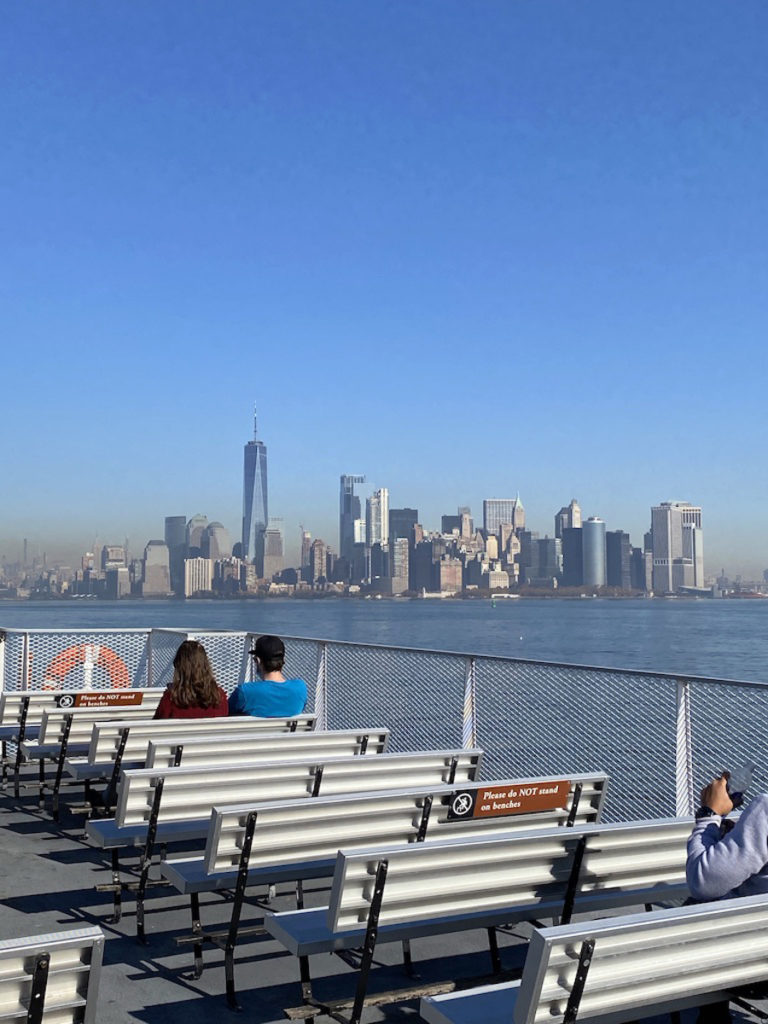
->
[2,625,765,823]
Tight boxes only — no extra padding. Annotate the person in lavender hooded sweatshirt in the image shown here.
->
[687,771,768,901]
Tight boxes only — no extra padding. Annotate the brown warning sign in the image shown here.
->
[55,691,144,709]
[446,780,571,821]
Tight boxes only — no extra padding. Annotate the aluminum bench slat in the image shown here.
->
[145,727,391,770]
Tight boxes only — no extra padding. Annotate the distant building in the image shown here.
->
[438,556,463,593]
[389,508,418,542]
[242,408,268,574]
[366,488,389,548]
[184,557,212,596]
[262,521,284,580]
[606,531,632,589]
[101,545,126,570]
[441,514,460,534]
[164,515,187,594]
[651,502,703,593]
[105,567,130,599]
[339,474,365,563]
[554,499,582,539]
[483,497,524,535]
[310,539,327,583]
[300,531,312,570]
[201,522,231,561]
[390,538,409,594]
[561,527,583,587]
[185,515,208,557]
[142,540,171,597]
[582,518,607,587]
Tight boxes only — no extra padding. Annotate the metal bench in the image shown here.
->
[88,744,478,936]
[65,713,318,811]
[265,815,692,1024]
[420,893,768,1024]
[0,925,104,1024]
[18,702,165,811]
[144,725,391,770]
[161,772,607,1006]
[0,687,161,797]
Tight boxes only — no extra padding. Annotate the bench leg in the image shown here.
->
[402,938,416,978]
[13,744,24,799]
[38,759,46,808]
[107,849,123,924]
[299,955,315,1023]
[1,739,7,789]
[190,893,204,980]
[488,927,502,975]
[296,879,305,910]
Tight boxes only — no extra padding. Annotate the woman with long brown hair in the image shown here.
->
[153,640,229,719]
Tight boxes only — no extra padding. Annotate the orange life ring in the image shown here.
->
[43,644,131,689]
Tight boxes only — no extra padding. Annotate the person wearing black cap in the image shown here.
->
[228,634,308,717]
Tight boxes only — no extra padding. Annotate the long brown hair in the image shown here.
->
[169,640,221,709]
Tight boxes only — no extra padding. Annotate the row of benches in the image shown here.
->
[4,686,768,1024]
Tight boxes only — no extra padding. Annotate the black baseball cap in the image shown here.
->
[249,635,285,660]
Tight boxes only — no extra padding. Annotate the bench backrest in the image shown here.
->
[513,893,768,1024]
[204,772,607,875]
[85,713,317,765]
[0,925,104,1024]
[146,727,391,770]
[115,748,483,827]
[0,688,161,731]
[36,701,163,746]
[327,816,691,932]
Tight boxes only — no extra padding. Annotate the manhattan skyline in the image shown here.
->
[1,3,767,576]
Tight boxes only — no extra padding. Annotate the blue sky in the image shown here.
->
[1,1,767,574]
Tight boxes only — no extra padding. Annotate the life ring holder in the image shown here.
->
[43,644,131,690]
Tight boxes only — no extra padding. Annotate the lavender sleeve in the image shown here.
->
[686,794,768,900]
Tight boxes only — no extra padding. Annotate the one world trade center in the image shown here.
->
[242,407,268,576]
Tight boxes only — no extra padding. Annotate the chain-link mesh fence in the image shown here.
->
[2,626,764,823]
[0,629,151,691]
[323,642,466,753]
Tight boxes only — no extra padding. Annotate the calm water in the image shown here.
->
[1,597,767,682]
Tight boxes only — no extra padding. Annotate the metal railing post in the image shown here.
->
[0,631,5,691]
[462,656,477,749]
[146,626,154,684]
[314,642,328,731]
[21,632,30,692]
[675,678,694,816]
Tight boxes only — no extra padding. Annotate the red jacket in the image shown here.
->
[153,687,229,719]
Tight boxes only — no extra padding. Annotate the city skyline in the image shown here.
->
[2,4,767,577]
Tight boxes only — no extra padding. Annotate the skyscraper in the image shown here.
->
[262,520,285,581]
[483,497,524,535]
[554,499,582,539]
[366,488,389,548]
[164,515,187,595]
[389,508,418,542]
[582,517,607,587]
[339,474,365,562]
[651,502,703,593]
[242,407,268,575]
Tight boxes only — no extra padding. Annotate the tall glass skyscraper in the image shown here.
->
[339,474,365,562]
[242,408,268,575]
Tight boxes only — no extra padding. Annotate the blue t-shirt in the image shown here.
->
[228,678,308,718]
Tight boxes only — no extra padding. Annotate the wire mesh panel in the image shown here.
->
[689,679,768,806]
[2,630,151,691]
[188,631,249,692]
[474,658,678,822]
[324,642,466,752]
[149,629,189,689]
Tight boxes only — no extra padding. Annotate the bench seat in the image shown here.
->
[161,854,338,894]
[87,816,212,850]
[421,981,518,1024]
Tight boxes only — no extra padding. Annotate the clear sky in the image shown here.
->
[1,1,767,575]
